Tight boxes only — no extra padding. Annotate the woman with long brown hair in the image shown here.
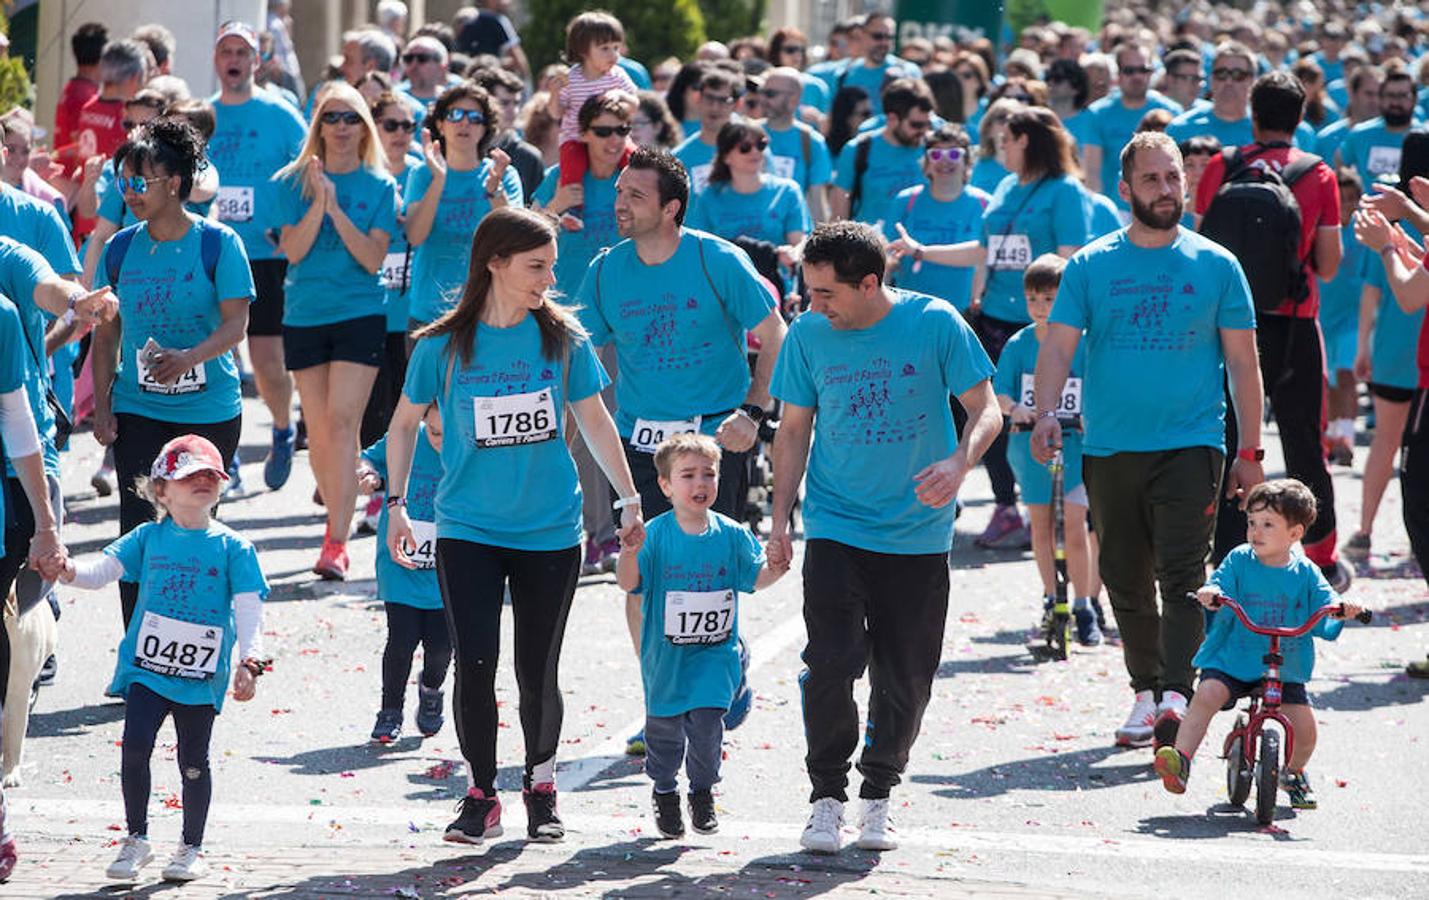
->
[384,206,642,847]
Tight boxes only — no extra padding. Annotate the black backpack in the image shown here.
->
[1199,142,1321,313]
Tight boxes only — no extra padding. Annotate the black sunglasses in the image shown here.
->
[781,44,805,54]
[321,110,363,126]
[1120,65,1153,76]
[867,31,894,40]
[589,124,632,138]
[403,52,438,64]
[1212,68,1252,83]
[381,118,417,134]
[736,138,769,154]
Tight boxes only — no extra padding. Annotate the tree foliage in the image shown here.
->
[697,0,765,45]
[523,0,706,74]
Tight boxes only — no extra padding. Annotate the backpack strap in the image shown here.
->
[195,218,222,283]
[849,134,874,216]
[904,184,922,217]
[1279,153,1323,187]
[104,223,143,287]
[1219,146,1249,182]
[799,124,811,176]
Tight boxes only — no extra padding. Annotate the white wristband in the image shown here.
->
[612,495,642,511]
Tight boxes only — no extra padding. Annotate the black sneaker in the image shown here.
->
[688,789,718,834]
[523,783,564,842]
[652,789,684,839]
[38,654,56,686]
[443,789,503,844]
[370,708,402,744]
[415,685,445,737]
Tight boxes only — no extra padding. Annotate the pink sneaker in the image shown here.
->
[313,538,349,581]
[976,504,1030,549]
[444,788,503,844]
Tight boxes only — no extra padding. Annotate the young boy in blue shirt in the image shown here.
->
[617,433,788,838]
[1154,479,1365,809]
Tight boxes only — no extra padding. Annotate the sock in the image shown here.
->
[529,757,556,787]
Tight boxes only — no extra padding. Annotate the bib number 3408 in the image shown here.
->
[473,389,557,447]
[664,589,735,645]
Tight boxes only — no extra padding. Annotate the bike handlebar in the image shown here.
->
[1007,414,1083,434]
[1188,593,1373,636]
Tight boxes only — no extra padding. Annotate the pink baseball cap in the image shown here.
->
[151,435,230,482]
[215,21,259,52]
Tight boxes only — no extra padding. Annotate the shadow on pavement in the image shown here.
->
[913,744,1152,798]
[1135,804,1306,841]
[1310,671,1429,711]
[27,700,126,738]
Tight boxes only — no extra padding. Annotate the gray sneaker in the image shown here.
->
[105,835,153,881]
[1341,532,1371,563]
[161,843,206,882]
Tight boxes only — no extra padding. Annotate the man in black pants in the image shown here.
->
[768,222,1000,854]
[1195,72,1350,589]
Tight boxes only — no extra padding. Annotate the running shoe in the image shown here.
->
[1280,769,1317,809]
[580,537,603,576]
[1408,656,1429,679]
[1340,532,1371,563]
[416,685,444,737]
[0,836,13,883]
[355,493,383,536]
[625,729,647,756]
[799,797,844,854]
[975,504,1030,549]
[1115,690,1157,747]
[313,538,349,581]
[444,789,503,844]
[1322,559,1353,594]
[597,537,621,573]
[1153,691,1188,751]
[1153,746,1191,794]
[1073,597,1103,646]
[855,797,897,851]
[688,789,718,834]
[106,834,153,881]
[723,682,754,731]
[523,782,564,842]
[91,457,116,497]
[370,708,402,743]
[263,426,296,491]
[652,789,684,838]
[223,452,244,499]
[161,843,206,882]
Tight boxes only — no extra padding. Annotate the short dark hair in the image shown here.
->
[924,122,970,155]
[625,146,690,225]
[1023,253,1065,294]
[1120,130,1182,183]
[1245,478,1317,529]
[1163,47,1202,73]
[1045,58,1089,108]
[427,81,496,156]
[72,22,108,67]
[468,65,523,96]
[1250,71,1305,134]
[1178,134,1223,159]
[882,77,934,119]
[802,221,886,285]
[698,68,741,97]
[165,99,215,143]
[577,89,636,132]
[565,11,624,64]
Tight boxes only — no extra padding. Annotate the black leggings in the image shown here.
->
[122,683,216,846]
[361,332,409,448]
[435,539,581,793]
[1402,389,1429,590]
[382,602,452,709]
[965,311,1021,507]
[113,413,242,627]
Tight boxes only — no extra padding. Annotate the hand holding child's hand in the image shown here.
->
[357,467,382,494]
[1195,587,1220,609]
[232,666,256,702]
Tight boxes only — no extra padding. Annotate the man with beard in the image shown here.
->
[1336,66,1419,190]
[1195,72,1348,590]
[1030,130,1265,751]
[1314,63,1381,162]
[830,78,933,222]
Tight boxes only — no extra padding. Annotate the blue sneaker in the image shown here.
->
[263,426,296,490]
[625,729,646,756]
[723,682,754,731]
[1073,597,1103,646]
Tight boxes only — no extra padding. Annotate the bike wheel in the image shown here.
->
[1050,606,1069,661]
[1254,728,1280,825]
[1224,718,1252,807]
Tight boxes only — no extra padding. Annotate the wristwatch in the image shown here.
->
[1237,447,1265,462]
[739,404,767,424]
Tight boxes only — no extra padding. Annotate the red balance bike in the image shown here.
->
[1197,593,1372,824]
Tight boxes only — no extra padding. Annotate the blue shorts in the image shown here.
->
[1007,431,1084,506]
[1201,667,1310,708]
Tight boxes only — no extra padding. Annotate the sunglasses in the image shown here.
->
[321,110,363,125]
[703,92,739,105]
[759,87,794,99]
[736,138,769,154]
[1212,68,1252,83]
[380,118,417,134]
[867,31,893,40]
[444,108,486,124]
[956,70,979,81]
[403,52,438,64]
[903,118,932,131]
[1120,65,1153,77]
[926,147,965,163]
[117,174,167,194]
[781,45,805,54]
[589,124,632,138]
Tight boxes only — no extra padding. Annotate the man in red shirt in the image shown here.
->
[1195,70,1349,589]
[73,39,149,161]
[53,22,107,151]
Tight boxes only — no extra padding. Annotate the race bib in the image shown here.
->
[987,234,1032,270]
[135,612,222,679]
[690,164,712,194]
[136,342,206,395]
[664,589,735,645]
[1367,145,1402,177]
[408,519,436,569]
[472,388,558,447]
[630,416,701,454]
[380,250,409,291]
[215,185,254,223]
[768,155,796,180]
[1019,374,1082,414]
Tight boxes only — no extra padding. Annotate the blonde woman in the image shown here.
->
[273,82,398,579]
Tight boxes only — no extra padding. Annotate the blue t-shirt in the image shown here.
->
[362,427,443,609]
[1085,92,1183,204]
[405,160,524,324]
[1318,218,1366,333]
[634,511,763,717]
[1364,251,1426,389]
[1062,109,1095,150]
[1050,228,1256,456]
[1314,117,1354,162]
[686,174,811,246]
[401,321,608,550]
[0,237,59,476]
[1310,51,1344,86]
[1197,544,1342,685]
[993,324,1087,499]
[383,155,422,332]
[831,58,917,115]
[833,133,924,222]
[0,183,80,276]
[800,74,832,114]
[575,230,775,438]
[106,519,269,711]
[765,122,833,191]
[771,290,994,554]
[0,297,28,525]
[673,133,718,194]
[532,164,619,303]
[208,92,309,260]
[980,174,1092,323]
[97,220,255,424]
[274,166,398,327]
[1337,118,1417,191]
[881,184,989,312]
[618,56,652,90]
[968,158,1010,195]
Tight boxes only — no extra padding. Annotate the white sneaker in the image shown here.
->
[1154,691,1189,750]
[855,797,898,851]
[105,835,153,881]
[161,843,206,882]
[799,797,844,854]
[1115,690,1157,747]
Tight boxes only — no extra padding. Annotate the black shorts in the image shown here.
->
[1201,668,1310,708]
[283,315,385,371]
[247,259,288,337]
[1369,382,1414,403]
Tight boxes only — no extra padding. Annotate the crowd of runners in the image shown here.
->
[0,0,1423,885]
